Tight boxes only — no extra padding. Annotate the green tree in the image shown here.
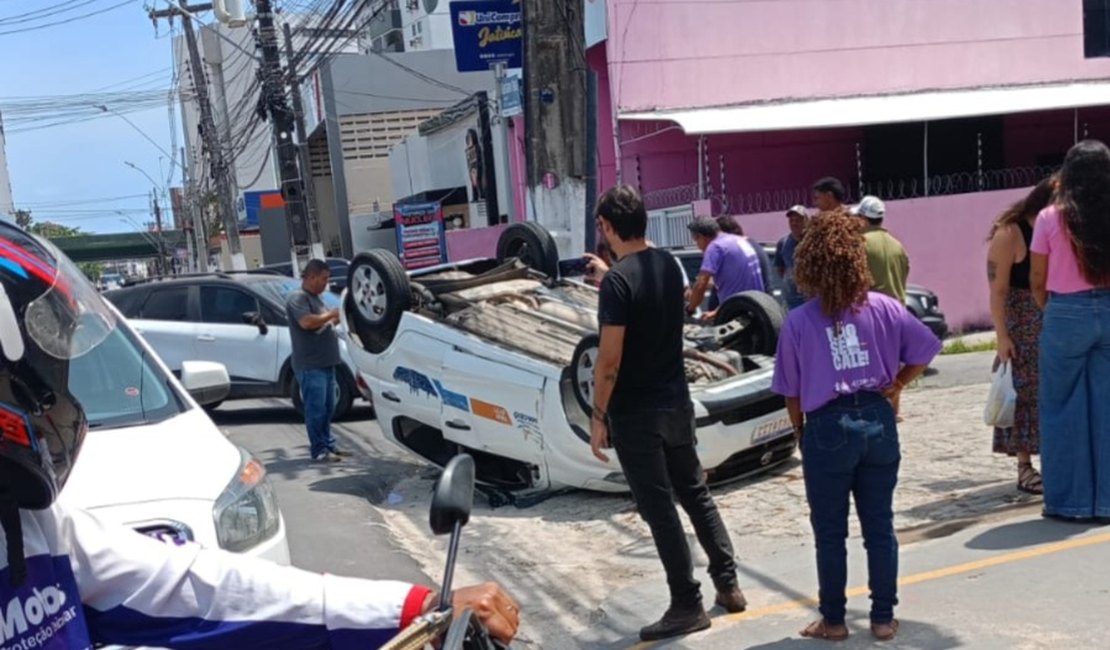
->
[17,214,105,282]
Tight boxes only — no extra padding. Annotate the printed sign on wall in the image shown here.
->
[449,0,522,72]
[394,202,448,270]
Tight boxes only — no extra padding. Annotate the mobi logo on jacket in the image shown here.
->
[0,555,90,649]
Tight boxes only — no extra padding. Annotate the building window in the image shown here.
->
[1084,0,1110,58]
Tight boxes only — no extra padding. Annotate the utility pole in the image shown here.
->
[182,145,208,273]
[522,0,587,258]
[283,20,325,259]
[254,0,313,271]
[152,194,170,276]
[150,2,246,270]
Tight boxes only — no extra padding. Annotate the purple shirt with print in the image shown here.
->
[700,233,765,301]
[772,292,941,413]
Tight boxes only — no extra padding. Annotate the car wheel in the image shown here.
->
[496,222,559,278]
[570,334,600,416]
[714,290,785,356]
[290,373,352,420]
[347,250,412,354]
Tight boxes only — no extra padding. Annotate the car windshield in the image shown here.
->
[69,324,186,430]
[250,277,341,309]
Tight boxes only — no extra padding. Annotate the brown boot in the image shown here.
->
[714,586,747,613]
[639,604,711,641]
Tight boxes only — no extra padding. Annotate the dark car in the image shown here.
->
[667,245,948,339]
[260,257,350,294]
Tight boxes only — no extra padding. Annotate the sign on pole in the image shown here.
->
[394,203,448,270]
[449,0,523,73]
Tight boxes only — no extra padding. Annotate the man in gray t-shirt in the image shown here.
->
[285,259,347,462]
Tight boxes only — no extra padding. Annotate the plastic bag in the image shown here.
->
[983,361,1017,428]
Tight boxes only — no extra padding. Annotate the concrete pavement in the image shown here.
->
[589,512,1110,649]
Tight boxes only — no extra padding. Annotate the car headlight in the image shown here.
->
[213,447,281,552]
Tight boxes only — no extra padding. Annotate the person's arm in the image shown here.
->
[60,504,519,648]
[1031,253,1049,310]
[289,292,339,331]
[883,302,944,404]
[687,272,713,314]
[773,239,787,278]
[770,318,803,442]
[785,396,803,442]
[590,324,625,463]
[986,226,1017,363]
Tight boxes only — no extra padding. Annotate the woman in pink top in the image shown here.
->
[1029,139,1110,523]
[772,212,941,642]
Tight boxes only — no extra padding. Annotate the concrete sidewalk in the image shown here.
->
[585,512,1110,649]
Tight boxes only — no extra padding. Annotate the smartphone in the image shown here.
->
[558,257,589,278]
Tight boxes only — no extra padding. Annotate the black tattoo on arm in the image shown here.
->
[602,372,618,384]
[987,260,997,282]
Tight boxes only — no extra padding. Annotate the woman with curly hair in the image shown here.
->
[1030,139,1110,522]
[986,176,1056,494]
[772,212,941,642]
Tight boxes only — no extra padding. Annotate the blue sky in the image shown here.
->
[0,0,184,234]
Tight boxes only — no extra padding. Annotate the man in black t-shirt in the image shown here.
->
[591,185,746,642]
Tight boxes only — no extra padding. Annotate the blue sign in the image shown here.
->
[500,74,522,117]
[394,203,448,270]
[449,0,522,73]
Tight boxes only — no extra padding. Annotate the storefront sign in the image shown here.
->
[449,0,522,72]
[394,203,448,270]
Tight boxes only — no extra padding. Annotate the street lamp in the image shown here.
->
[95,104,177,165]
[117,214,168,277]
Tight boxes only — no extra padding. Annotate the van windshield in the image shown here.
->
[69,324,185,430]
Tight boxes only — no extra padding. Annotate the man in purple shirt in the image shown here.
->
[685,216,764,316]
[770,212,940,642]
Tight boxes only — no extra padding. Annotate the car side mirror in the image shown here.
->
[429,454,475,536]
[241,311,269,335]
[180,361,231,406]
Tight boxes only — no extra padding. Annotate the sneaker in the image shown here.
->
[714,586,747,613]
[329,448,353,457]
[639,605,711,642]
[312,452,342,463]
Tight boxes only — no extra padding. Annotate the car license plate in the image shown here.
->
[750,415,792,445]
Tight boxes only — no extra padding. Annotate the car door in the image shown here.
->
[129,285,198,372]
[438,349,546,466]
[195,284,282,387]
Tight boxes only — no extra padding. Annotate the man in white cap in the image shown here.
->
[852,195,910,303]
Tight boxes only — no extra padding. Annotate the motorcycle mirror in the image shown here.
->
[430,453,475,536]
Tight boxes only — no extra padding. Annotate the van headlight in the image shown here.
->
[213,448,281,552]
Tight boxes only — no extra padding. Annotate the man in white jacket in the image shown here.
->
[0,219,519,649]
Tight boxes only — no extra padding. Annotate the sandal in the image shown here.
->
[800,619,849,641]
[1018,463,1044,495]
[871,619,899,641]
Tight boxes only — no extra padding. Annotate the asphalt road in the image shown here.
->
[210,399,432,586]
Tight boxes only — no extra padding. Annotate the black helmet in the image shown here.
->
[0,219,116,582]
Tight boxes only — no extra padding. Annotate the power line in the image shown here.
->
[0,0,138,37]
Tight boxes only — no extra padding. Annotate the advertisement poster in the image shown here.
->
[449,0,522,72]
[394,203,448,270]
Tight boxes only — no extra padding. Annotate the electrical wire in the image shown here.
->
[0,0,138,37]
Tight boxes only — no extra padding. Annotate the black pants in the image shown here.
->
[610,403,738,608]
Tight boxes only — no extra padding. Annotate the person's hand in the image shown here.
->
[421,583,521,644]
[584,252,609,279]
[328,308,341,324]
[995,334,1016,365]
[699,309,717,322]
[590,416,611,463]
[881,379,905,406]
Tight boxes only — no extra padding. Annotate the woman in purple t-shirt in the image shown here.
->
[1029,139,1110,523]
[772,212,941,642]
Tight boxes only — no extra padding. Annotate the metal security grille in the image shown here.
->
[338,109,443,161]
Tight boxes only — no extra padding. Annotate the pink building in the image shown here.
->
[589,0,1110,330]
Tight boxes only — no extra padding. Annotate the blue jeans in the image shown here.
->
[803,391,901,625]
[297,367,338,459]
[1038,290,1110,519]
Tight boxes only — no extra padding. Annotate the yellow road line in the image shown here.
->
[628,529,1110,649]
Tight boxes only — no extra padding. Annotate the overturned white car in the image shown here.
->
[339,223,795,497]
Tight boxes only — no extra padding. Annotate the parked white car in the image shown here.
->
[339,223,796,499]
[104,272,370,418]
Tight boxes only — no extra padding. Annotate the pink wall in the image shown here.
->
[736,188,1032,332]
[446,223,509,261]
[606,0,1110,112]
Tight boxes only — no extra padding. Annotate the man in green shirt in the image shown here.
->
[852,196,909,303]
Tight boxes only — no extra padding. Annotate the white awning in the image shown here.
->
[620,81,1110,135]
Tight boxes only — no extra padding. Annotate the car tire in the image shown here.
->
[347,249,412,354]
[496,222,559,278]
[570,334,600,416]
[714,290,785,356]
[291,372,354,420]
